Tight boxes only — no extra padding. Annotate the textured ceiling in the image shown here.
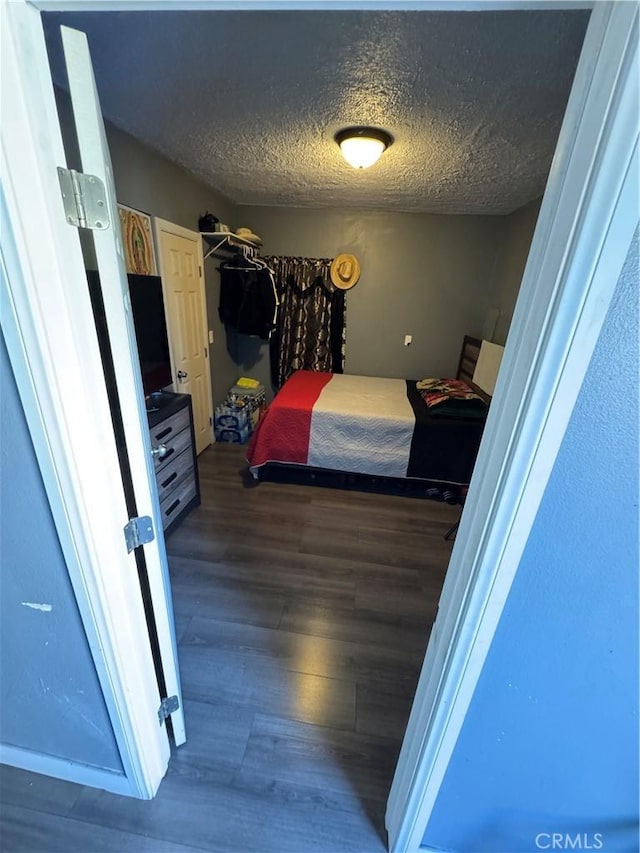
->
[44,9,589,214]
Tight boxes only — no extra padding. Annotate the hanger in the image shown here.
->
[222,245,270,272]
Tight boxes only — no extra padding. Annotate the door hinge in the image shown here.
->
[199,265,203,278]
[57,167,109,230]
[204,347,208,359]
[123,516,154,553]
[209,416,213,426]
[158,695,179,724]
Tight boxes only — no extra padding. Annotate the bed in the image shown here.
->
[247,336,503,500]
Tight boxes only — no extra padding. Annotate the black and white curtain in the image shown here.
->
[266,256,346,389]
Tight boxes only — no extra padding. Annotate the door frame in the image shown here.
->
[387,2,639,849]
[1,0,170,797]
[5,0,636,823]
[153,217,215,448]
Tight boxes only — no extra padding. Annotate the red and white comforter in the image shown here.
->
[247,371,417,479]
[247,368,489,493]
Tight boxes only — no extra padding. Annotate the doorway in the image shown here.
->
[2,2,637,851]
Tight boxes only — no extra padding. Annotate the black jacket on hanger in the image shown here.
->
[219,263,277,340]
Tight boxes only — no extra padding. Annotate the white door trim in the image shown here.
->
[153,217,215,446]
[0,745,132,797]
[60,24,186,745]
[1,0,170,796]
[387,2,639,849]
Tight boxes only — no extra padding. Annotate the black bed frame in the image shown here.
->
[254,462,463,503]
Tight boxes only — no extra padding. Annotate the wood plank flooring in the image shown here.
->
[1,444,457,852]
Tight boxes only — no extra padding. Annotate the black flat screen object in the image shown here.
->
[127,274,172,396]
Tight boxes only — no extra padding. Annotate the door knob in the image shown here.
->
[177,370,188,382]
[151,444,168,459]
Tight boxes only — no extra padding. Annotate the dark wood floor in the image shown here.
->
[1,444,457,852]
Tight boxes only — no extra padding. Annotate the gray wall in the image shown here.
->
[56,84,538,407]
[54,87,239,408]
[490,197,541,345]
[236,206,504,395]
[106,123,239,407]
[0,332,122,772]
[423,229,639,852]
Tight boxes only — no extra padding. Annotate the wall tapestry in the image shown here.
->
[118,204,157,276]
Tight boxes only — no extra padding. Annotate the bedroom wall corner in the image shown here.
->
[489,197,543,346]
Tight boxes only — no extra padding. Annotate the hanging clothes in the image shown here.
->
[265,256,346,389]
[218,262,278,340]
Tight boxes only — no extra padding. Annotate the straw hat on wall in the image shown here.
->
[330,253,360,290]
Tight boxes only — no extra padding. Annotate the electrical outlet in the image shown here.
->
[404,334,412,346]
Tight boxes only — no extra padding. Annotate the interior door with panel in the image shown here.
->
[60,24,186,744]
[155,223,213,455]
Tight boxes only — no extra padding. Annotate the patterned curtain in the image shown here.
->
[266,256,346,389]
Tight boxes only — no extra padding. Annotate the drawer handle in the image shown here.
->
[165,498,180,516]
[161,471,178,489]
[163,447,175,463]
[155,426,173,440]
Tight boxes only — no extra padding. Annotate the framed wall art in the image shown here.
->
[118,204,157,276]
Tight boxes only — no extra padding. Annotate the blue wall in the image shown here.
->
[423,230,639,852]
[0,331,122,772]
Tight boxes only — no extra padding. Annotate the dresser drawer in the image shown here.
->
[150,406,190,447]
[159,478,197,530]
[153,422,192,472]
[146,392,199,534]
[155,448,194,505]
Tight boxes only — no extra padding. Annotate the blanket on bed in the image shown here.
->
[247,371,486,486]
[416,378,487,418]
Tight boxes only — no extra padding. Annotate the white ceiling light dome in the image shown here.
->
[335,127,393,169]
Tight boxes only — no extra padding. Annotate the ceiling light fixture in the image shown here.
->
[335,127,393,169]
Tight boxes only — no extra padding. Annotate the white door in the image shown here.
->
[155,221,213,455]
[60,25,186,744]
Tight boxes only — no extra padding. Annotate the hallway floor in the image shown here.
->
[1,444,457,852]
